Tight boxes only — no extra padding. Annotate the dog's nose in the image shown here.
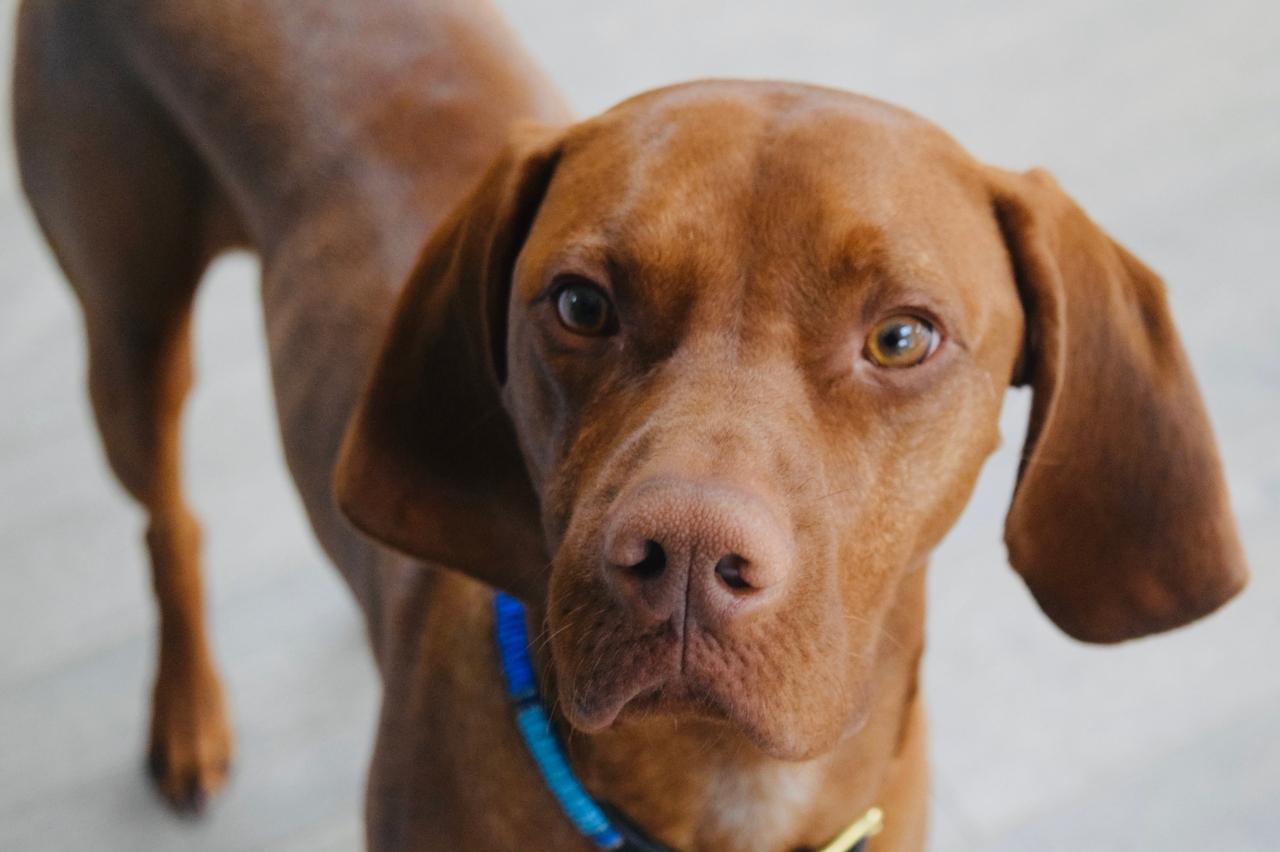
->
[602,477,790,629]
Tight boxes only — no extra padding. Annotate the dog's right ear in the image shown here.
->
[334,126,563,600]
[990,166,1248,642]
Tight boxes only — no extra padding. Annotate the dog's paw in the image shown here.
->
[146,667,234,815]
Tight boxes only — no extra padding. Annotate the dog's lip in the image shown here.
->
[553,619,682,731]
[562,659,738,733]
[565,669,669,731]
[623,678,730,721]
[560,646,723,732]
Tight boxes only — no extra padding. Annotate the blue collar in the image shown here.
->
[494,591,628,849]
[493,591,882,852]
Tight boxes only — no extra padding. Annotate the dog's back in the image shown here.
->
[12,0,566,809]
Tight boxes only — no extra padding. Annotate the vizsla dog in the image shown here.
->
[13,0,1248,849]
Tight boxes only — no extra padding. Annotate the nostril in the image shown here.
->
[627,539,667,579]
[714,554,752,591]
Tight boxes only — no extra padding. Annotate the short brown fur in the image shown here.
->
[13,1,1246,848]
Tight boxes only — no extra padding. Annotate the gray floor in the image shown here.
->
[1,0,1277,849]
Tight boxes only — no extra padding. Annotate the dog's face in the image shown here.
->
[501,86,1020,756]
[336,82,1246,757]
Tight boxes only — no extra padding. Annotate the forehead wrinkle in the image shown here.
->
[598,110,774,357]
[549,88,960,363]
[652,93,857,362]
[727,109,884,356]
[732,107,992,347]
[616,96,886,362]
[559,96,773,283]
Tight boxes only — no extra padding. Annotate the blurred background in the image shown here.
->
[1,0,1276,849]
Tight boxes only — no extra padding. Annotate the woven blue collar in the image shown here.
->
[493,591,879,852]
[494,591,627,849]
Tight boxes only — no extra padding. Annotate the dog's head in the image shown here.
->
[336,81,1246,758]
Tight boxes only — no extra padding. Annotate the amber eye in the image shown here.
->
[554,279,616,336]
[865,314,939,367]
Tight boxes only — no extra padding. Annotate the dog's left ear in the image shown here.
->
[990,167,1248,643]
[334,125,563,600]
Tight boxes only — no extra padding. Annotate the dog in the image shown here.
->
[12,0,1249,849]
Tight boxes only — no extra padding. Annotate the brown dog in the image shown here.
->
[12,0,1248,849]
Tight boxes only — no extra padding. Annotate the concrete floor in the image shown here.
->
[1,0,1277,849]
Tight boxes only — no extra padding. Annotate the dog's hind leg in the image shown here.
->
[14,1,245,813]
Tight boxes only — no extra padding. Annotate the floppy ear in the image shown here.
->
[334,126,563,600]
[990,167,1247,643]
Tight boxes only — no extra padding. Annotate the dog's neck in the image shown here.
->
[530,569,927,851]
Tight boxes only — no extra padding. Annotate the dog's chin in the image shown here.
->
[559,665,868,761]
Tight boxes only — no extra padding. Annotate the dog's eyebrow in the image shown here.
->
[531,236,691,295]
[519,240,614,294]
[825,222,957,295]
[807,226,972,347]
[822,223,893,285]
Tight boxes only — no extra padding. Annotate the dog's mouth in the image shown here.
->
[555,622,686,732]
[572,667,736,730]
[622,678,734,723]
[550,613,867,760]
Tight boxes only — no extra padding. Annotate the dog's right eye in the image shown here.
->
[864,313,939,368]
[553,278,617,336]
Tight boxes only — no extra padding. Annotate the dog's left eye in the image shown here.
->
[553,278,617,336]
[864,314,939,368]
